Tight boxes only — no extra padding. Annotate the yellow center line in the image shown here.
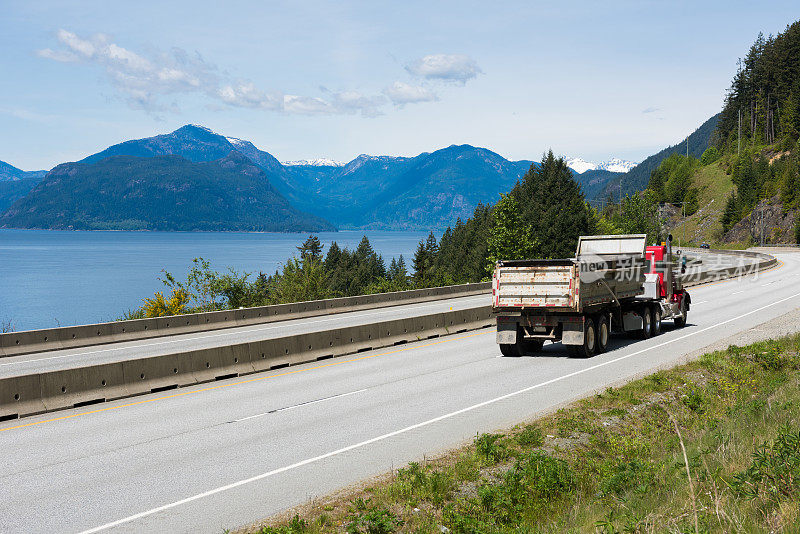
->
[0,330,491,433]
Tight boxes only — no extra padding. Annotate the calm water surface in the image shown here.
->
[0,230,430,331]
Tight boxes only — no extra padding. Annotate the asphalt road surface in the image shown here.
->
[2,252,796,534]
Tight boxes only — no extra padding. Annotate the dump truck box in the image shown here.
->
[492,234,648,314]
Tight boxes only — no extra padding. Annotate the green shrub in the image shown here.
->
[510,452,576,500]
[752,342,796,371]
[733,426,800,506]
[393,462,454,505]
[599,459,652,496]
[475,433,509,463]
[259,515,307,534]
[701,146,720,165]
[682,389,707,413]
[346,500,402,534]
[516,425,545,448]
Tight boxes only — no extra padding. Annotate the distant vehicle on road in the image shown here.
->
[701,243,711,249]
[492,234,690,357]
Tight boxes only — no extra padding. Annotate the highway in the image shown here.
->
[1,251,797,534]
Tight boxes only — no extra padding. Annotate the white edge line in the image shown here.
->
[76,289,800,534]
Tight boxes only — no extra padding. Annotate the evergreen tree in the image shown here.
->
[387,255,409,287]
[721,193,741,232]
[297,235,323,261]
[780,157,799,210]
[700,147,720,165]
[486,194,538,272]
[648,166,666,200]
[324,241,342,271]
[779,92,800,147]
[412,240,430,286]
[512,150,595,258]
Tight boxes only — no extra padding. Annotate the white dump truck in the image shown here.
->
[492,234,690,357]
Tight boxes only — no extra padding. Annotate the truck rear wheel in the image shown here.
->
[651,306,662,336]
[500,343,521,357]
[595,315,610,353]
[674,299,688,328]
[569,320,596,358]
[500,338,543,357]
[637,308,652,339]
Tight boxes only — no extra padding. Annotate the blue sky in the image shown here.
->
[1,0,797,170]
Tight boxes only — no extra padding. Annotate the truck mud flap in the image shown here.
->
[623,311,643,332]
[496,321,517,344]
[562,321,584,346]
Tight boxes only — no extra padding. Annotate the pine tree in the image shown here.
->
[721,193,740,232]
[486,194,538,273]
[779,93,799,147]
[324,241,342,270]
[412,240,429,286]
[297,235,323,261]
[513,150,595,258]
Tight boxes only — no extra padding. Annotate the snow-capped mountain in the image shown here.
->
[566,157,638,174]
[281,158,345,167]
[565,157,598,174]
[598,158,638,173]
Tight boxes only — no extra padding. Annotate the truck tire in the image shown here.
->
[500,338,542,357]
[651,306,662,336]
[637,308,652,339]
[595,315,610,353]
[500,343,521,357]
[522,339,544,354]
[569,319,596,358]
[674,299,688,328]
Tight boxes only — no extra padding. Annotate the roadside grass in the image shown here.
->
[242,334,800,534]
[673,162,735,247]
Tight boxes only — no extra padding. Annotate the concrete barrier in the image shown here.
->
[0,281,491,358]
[0,306,494,419]
[0,374,46,419]
[682,247,777,288]
[39,362,126,412]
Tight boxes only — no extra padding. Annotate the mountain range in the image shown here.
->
[0,161,47,213]
[0,151,332,231]
[0,124,659,231]
[565,157,638,174]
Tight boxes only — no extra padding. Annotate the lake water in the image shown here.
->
[0,230,431,332]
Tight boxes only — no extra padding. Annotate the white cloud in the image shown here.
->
[406,54,482,84]
[37,30,471,117]
[37,48,79,62]
[383,82,439,106]
[57,29,97,57]
[219,82,282,110]
[38,30,220,113]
